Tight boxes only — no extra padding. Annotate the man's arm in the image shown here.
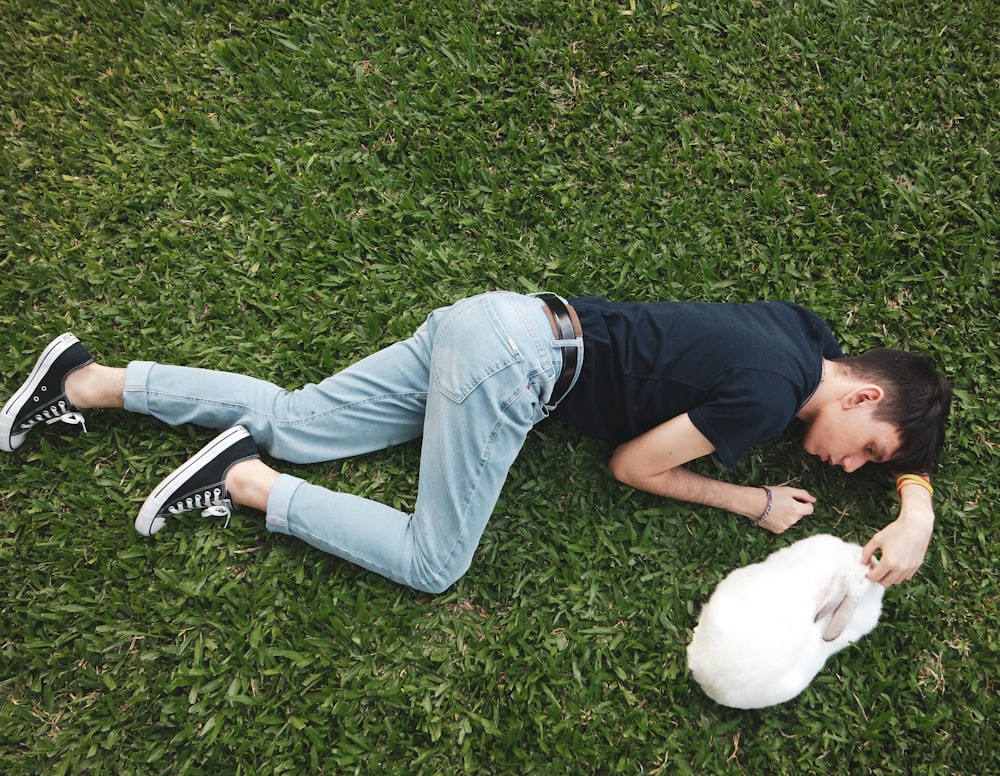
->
[608,413,817,533]
[862,474,935,587]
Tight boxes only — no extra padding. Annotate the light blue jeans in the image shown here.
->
[122,292,583,593]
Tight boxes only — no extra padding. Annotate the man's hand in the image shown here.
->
[861,481,935,587]
[757,486,816,533]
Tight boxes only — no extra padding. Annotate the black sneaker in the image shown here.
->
[135,425,260,536]
[1,333,93,452]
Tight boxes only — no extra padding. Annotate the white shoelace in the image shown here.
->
[38,401,88,434]
[202,504,233,529]
[168,488,234,528]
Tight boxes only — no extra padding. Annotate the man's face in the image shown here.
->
[802,400,902,473]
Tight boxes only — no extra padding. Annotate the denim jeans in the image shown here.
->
[122,292,583,592]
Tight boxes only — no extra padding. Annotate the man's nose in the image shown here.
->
[840,456,863,473]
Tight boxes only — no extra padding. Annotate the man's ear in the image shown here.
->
[843,384,885,408]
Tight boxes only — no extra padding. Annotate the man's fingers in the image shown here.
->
[866,561,888,585]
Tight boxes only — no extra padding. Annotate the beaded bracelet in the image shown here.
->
[753,485,773,527]
[896,474,933,498]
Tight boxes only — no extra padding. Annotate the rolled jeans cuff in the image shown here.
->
[265,473,304,534]
[122,361,157,415]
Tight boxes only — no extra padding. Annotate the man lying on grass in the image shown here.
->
[2,292,950,593]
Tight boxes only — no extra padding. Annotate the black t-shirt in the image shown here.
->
[551,297,843,468]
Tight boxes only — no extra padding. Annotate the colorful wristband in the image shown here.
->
[896,474,933,498]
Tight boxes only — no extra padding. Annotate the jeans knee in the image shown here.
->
[409,554,473,595]
[413,577,455,595]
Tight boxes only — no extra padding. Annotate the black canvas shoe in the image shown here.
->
[135,426,260,536]
[1,333,93,452]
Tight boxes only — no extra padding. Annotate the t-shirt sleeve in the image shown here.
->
[687,371,800,469]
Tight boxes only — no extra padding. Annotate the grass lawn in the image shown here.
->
[1,0,997,772]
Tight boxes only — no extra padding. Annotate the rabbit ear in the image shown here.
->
[820,595,860,642]
[813,578,857,642]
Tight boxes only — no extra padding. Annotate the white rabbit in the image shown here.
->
[686,533,885,709]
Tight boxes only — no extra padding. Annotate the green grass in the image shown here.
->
[1,0,997,772]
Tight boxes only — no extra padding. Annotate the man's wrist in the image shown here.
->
[897,483,935,527]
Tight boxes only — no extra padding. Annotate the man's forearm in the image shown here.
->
[895,473,936,531]
[622,464,768,519]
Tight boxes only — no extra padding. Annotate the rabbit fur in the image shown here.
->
[687,534,885,709]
